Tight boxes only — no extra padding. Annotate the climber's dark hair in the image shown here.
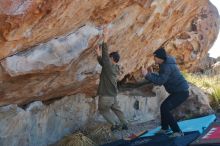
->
[109,51,120,63]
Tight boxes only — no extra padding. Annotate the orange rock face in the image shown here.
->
[0,0,219,106]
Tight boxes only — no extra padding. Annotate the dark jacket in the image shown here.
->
[145,56,189,94]
[97,42,119,97]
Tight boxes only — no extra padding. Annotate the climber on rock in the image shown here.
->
[95,27,128,131]
[142,47,189,137]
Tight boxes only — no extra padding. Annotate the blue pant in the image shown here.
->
[160,91,189,132]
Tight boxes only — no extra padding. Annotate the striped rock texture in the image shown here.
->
[0,0,219,106]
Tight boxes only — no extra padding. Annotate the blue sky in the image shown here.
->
[209,0,220,58]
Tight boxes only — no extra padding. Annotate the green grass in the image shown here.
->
[211,85,220,103]
[183,72,220,105]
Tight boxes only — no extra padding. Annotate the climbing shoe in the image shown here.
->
[156,129,171,135]
[169,132,184,138]
[121,124,128,130]
[111,125,121,131]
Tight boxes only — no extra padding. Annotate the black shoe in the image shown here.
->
[111,125,121,131]
[121,124,128,130]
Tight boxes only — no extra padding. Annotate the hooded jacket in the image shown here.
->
[146,56,189,94]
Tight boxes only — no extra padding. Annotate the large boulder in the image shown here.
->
[212,61,220,75]
[150,84,213,119]
[0,84,213,146]
[192,54,216,73]
[0,0,219,106]
[173,84,214,119]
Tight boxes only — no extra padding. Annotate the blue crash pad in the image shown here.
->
[102,131,200,146]
[141,114,216,137]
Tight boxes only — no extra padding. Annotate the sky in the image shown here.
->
[208,0,220,58]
